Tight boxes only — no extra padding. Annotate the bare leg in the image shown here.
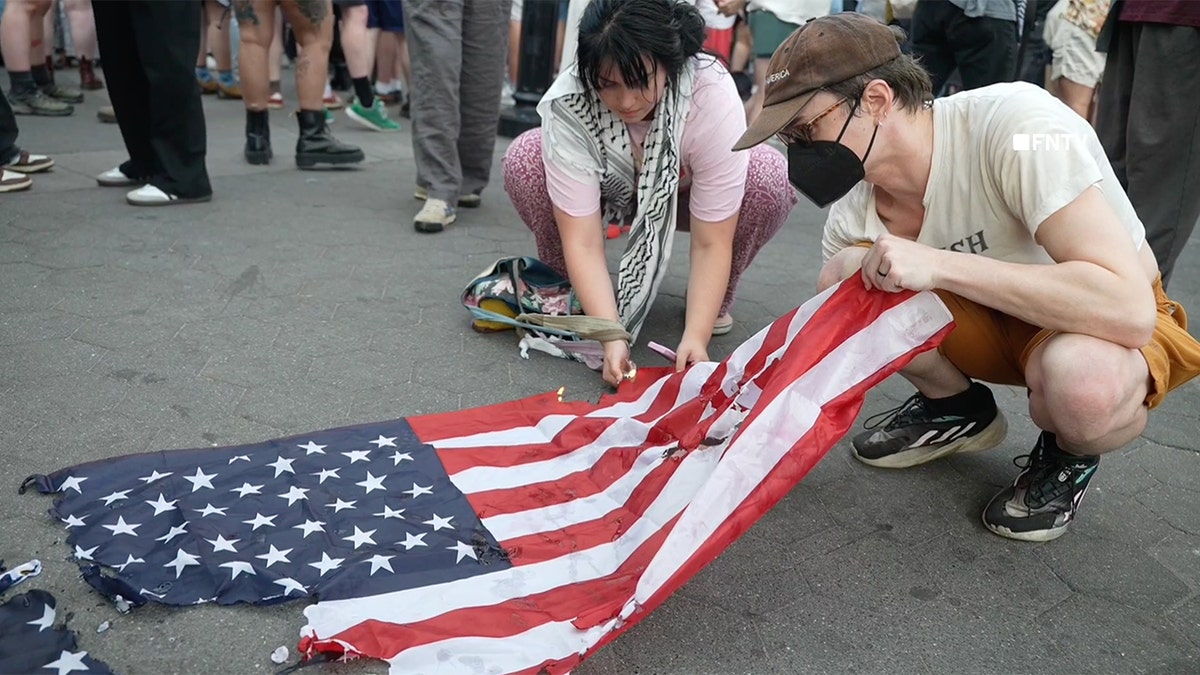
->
[507,19,520,83]
[376,30,396,85]
[207,0,233,72]
[281,0,333,111]
[0,0,41,73]
[233,0,274,110]
[268,8,283,83]
[339,4,377,83]
[395,30,409,90]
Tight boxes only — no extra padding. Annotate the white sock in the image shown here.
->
[375,80,394,94]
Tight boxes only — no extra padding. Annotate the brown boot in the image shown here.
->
[79,57,104,91]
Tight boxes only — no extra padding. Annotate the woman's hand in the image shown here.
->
[674,337,709,372]
[601,339,634,387]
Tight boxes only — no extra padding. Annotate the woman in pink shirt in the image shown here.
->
[502,0,796,387]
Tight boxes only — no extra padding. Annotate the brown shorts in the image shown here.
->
[934,278,1200,409]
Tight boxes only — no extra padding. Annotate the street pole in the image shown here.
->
[497,0,561,138]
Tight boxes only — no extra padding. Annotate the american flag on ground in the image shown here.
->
[0,589,114,675]
[23,281,952,674]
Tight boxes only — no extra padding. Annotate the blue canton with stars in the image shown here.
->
[21,419,511,606]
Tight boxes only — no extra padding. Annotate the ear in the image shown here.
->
[861,79,895,120]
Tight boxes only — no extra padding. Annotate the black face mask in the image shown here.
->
[786,100,879,208]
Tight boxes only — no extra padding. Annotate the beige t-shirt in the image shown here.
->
[822,82,1145,264]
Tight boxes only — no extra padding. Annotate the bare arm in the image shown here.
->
[678,211,737,367]
[554,205,631,386]
[863,187,1157,349]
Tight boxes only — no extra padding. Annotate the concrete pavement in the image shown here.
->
[2,72,1198,675]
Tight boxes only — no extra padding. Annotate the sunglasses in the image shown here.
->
[777,96,849,146]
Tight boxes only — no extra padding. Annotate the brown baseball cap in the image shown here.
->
[732,12,902,151]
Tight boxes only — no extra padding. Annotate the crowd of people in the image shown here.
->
[3,0,1200,544]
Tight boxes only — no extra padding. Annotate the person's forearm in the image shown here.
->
[684,240,732,342]
[934,250,1155,349]
[555,207,621,323]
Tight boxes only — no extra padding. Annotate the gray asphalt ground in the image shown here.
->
[2,69,1198,675]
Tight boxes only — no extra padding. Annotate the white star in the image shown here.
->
[400,532,428,550]
[155,523,189,544]
[59,475,87,493]
[312,467,340,484]
[308,552,345,576]
[231,482,263,497]
[278,485,309,506]
[297,441,326,455]
[220,560,257,579]
[267,456,296,478]
[114,554,145,572]
[294,519,326,538]
[423,514,454,531]
[138,470,172,484]
[62,514,86,528]
[342,449,371,464]
[227,454,251,464]
[274,577,306,596]
[374,505,406,520]
[370,435,397,448]
[255,544,293,568]
[194,503,227,517]
[183,467,217,492]
[404,483,433,499]
[364,554,395,575]
[145,493,178,516]
[343,526,377,549]
[27,603,55,631]
[74,545,98,561]
[99,490,130,506]
[102,516,141,537]
[391,451,414,465]
[449,540,479,564]
[164,548,201,578]
[356,471,387,494]
[205,534,240,553]
[42,649,89,675]
[327,498,357,512]
[243,513,277,530]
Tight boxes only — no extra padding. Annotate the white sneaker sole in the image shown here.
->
[853,410,1008,469]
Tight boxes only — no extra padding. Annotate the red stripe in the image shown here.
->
[434,372,690,475]
[316,513,682,661]
[407,391,594,443]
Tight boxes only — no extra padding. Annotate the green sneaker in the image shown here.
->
[324,107,335,125]
[346,98,400,132]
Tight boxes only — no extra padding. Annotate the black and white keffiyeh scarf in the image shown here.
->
[537,57,701,343]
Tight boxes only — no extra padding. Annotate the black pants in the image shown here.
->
[0,94,18,166]
[92,0,211,198]
[1096,22,1200,287]
[911,0,1018,95]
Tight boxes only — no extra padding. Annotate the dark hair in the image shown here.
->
[824,28,933,112]
[576,0,707,97]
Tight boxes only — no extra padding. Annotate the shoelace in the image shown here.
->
[862,393,927,431]
[1011,438,1093,512]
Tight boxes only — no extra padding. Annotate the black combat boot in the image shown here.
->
[244,109,272,165]
[295,109,364,169]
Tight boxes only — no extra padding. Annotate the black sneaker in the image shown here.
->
[851,382,1007,468]
[983,432,1099,542]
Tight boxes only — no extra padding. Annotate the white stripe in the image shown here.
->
[386,620,613,675]
[303,288,953,662]
[632,291,952,604]
[927,425,963,446]
[480,443,673,541]
[908,429,942,448]
[949,421,977,440]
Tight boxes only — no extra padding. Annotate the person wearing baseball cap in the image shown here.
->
[736,12,1200,543]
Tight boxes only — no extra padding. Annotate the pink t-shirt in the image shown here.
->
[543,59,750,223]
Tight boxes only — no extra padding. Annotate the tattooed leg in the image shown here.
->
[283,0,333,110]
[235,0,276,109]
